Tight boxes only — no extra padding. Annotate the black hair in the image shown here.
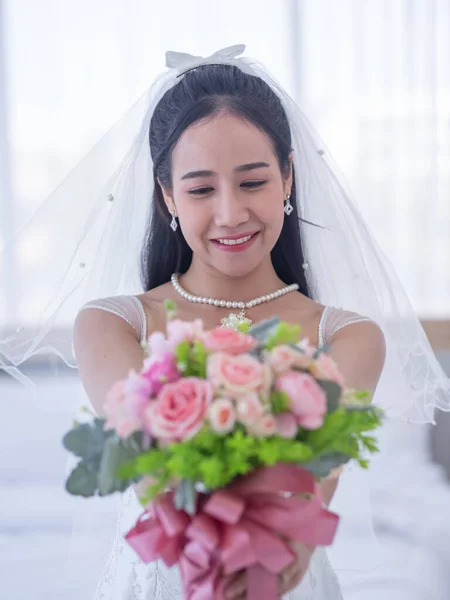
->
[140,63,312,297]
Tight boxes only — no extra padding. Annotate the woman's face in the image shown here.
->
[163,111,292,278]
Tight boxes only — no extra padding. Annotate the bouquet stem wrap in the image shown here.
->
[125,464,339,599]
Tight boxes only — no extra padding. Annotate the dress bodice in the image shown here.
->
[77,295,372,348]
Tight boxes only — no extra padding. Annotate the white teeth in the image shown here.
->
[217,234,253,246]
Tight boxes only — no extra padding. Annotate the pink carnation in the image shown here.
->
[146,331,173,359]
[144,377,212,442]
[207,352,265,397]
[166,318,204,348]
[276,371,327,430]
[202,327,257,355]
[141,352,180,396]
[104,372,152,438]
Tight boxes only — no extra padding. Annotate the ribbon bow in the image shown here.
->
[165,44,246,75]
[125,464,339,599]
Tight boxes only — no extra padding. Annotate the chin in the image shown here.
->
[212,256,265,279]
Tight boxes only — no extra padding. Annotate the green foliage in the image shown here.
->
[316,379,342,413]
[63,421,144,498]
[174,340,208,378]
[266,322,301,350]
[270,389,290,414]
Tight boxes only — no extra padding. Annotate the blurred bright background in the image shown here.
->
[1,1,450,599]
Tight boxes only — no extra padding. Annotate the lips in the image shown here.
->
[210,231,260,252]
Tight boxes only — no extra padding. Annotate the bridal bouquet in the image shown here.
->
[63,301,382,599]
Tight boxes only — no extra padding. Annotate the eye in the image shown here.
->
[188,187,214,196]
[241,180,267,189]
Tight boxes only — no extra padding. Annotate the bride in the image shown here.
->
[2,45,449,599]
[73,58,385,599]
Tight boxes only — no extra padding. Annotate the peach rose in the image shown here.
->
[267,345,312,374]
[144,377,212,442]
[276,371,327,430]
[236,392,265,426]
[207,353,265,397]
[202,327,257,355]
[309,354,345,387]
[208,398,236,434]
[247,413,277,437]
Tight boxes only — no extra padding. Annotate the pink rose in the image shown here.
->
[166,318,204,348]
[202,327,257,355]
[276,371,327,430]
[310,354,345,387]
[144,377,212,442]
[207,353,265,397]
[275,413,298,439]
[208,398,236,433]
[104,373,151,438]
[268,345,312,374]
[247,413,277,437]
[236,392,265,426]
[141,353,180,396]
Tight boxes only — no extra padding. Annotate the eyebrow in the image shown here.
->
[180,161,270,180]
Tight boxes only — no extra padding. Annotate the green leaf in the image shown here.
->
[302,452,350,478]
[174,479,197,515]
[65,462,98,497]
[247,318,280,345]
[270,390,290,414]
[266,322,301,350]
[316,379,342,413]
[62,418,111,461]
[98,435,143,496]
[175,340,190,367]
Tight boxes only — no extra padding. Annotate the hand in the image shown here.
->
[224,541,315,600]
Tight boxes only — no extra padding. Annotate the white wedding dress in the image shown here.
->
[79,295,372,600]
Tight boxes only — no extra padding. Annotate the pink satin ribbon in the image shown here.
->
[125,464,339,599]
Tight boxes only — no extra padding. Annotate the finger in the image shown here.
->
[224,573,246,600]
[278,566,303,596]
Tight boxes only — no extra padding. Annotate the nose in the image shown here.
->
[213,188,249,229]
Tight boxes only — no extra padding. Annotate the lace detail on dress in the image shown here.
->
[78,296,147,345]
[318,306,372,347]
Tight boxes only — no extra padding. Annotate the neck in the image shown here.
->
[179,259,288,301]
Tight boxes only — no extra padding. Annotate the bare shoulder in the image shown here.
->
[73,305,146,418]
[327,316,386,392]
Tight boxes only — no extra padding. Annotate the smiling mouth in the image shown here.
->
[215,233,255,246]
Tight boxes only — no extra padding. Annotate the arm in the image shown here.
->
[319,320,386,506]
[72,307,145,417]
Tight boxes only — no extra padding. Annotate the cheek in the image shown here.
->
[176,201,211,245]
[254,192,284,233]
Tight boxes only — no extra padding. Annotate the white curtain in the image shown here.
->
[1,0,449,328]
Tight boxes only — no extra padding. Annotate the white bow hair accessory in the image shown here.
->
[165,44,246,75]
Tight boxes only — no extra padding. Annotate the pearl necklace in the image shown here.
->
[171,273,299,330]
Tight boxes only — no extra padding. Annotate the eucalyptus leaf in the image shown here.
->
[98,435,143,496]
[174,479,198,515]
[302,452,350,478]
[62,418,111,461]
[248,317,280,344]
[65,462,98,497]
[317,380,342,413]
